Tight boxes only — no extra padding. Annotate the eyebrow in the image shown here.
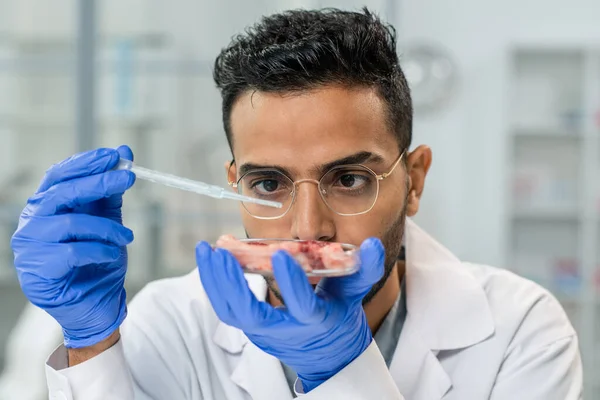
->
[321,151,385,172]
[237,151,386,177]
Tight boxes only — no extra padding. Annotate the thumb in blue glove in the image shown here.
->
[196,237,385,393]
[314,237,386,310]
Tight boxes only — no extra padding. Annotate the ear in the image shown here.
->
[225,160,237,187]
[405,145,432,217]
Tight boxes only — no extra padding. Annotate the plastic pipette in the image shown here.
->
[115,159,282,209]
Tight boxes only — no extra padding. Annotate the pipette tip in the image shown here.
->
[249,198,283,208]
[220,191,283,209]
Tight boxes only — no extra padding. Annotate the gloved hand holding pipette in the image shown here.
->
[11,146,136,348]
[11,145,282,349]
[11,146,281,349]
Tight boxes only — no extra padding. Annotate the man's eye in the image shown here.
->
[253,180,280,193]
[335,174,369,189]
[339,174,358,188]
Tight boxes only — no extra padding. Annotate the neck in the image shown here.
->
[364,261,403,333]
[267,261,404,335]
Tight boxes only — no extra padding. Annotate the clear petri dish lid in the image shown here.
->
[213,236,360,277]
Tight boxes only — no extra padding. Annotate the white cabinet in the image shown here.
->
[507,47,600,396]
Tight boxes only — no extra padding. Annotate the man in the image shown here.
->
[11,8,581,400]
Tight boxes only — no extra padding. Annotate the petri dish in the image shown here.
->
[214,236,360,277]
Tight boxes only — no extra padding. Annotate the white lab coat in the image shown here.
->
[0,303,62,400]
[44,219,582,400]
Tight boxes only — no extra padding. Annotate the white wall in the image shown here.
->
[398,0,600,267]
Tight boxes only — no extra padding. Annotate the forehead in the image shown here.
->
[229,86,397,171]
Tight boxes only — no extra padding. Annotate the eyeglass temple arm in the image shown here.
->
[377,151,405,180]
[227,159,237,187]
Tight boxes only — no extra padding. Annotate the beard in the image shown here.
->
[361,205,406,305]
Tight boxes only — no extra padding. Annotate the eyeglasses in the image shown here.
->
[228,152,405,219]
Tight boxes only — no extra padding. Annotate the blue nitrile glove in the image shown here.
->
[10,146,136,348]
[196,238,384,393]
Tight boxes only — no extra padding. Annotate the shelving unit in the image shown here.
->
[506,46,600,397]
[0,26,230,287]
[0,32,165,286]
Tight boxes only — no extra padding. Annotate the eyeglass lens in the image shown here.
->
[236,166,379,218]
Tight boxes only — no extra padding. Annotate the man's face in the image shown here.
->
[226,86,429,300]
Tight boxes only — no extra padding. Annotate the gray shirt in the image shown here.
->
[281,277,407,395]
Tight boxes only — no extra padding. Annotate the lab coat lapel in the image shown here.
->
[388,219,495,399]
[403,219,495,350]
[212,274,293,400]
[230,341,293,400]
[389,314,452,399]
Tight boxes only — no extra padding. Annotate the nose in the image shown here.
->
[290,180,335,242]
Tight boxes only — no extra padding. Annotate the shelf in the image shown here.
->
[0,204,242,223]
[0,32,169,49]
[511,208,580,221]
[511,129,583,140]
[0,115,164,131]
[0,58,214,75]
[512,208,600,222]
[555,293,600,305]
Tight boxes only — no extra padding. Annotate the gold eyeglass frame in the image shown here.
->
[228,151,405,220]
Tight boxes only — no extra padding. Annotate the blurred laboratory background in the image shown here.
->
[0,0,598,398]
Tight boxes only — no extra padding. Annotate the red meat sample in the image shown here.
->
[215,235,356,273]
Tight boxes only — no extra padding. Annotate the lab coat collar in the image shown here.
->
[403,218,495,351]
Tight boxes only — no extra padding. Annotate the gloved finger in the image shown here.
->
[13,214,134,246]
[272,250,327,325]
[13,240,122,280]
[196,242,237,325]
[36,148,120,194]
[26,170,135,217]
[116,145,133,162]
[216,248,286,330]
[100,145,135,221]
[318,237,385,303]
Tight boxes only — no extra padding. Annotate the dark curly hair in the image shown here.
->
[213,7,412,153]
